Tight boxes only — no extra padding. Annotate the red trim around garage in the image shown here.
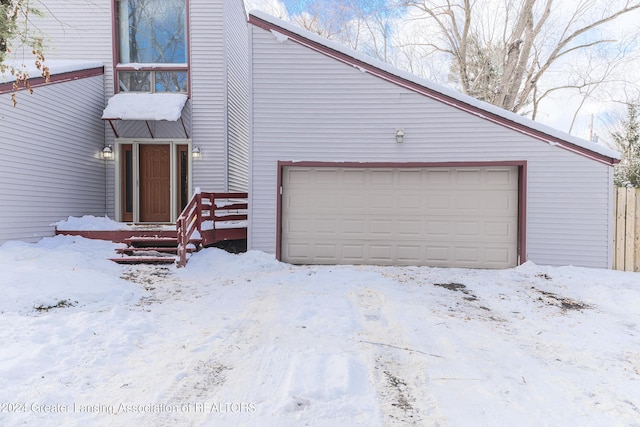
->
[249,14,617,167]
[277,160,528,267]
[0,66,105,95]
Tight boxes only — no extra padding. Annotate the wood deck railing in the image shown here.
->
[176,192,248,267]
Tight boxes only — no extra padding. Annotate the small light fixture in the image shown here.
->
[395,129,405,144]
[101,145,114,160]
[192,146,201,159]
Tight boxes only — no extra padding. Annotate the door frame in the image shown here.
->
[114,138,193,223]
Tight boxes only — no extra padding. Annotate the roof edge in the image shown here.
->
[0,66,104,95]
[248,11,620,166]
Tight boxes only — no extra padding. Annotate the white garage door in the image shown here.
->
[281,166,519,268]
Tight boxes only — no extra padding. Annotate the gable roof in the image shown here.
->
[248,11,620,166]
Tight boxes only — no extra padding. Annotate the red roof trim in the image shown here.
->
[0,66,104,95]
[249,14,618,166]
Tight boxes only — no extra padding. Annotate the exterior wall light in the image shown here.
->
[101,145,114,160]
[396,129,405,143]
[192,146,201,159]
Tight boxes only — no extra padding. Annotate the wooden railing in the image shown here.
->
[176,192,248,267]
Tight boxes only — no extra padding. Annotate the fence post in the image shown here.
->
[615,188,626,271]
[624,188,636,271]
[635,189,640,272]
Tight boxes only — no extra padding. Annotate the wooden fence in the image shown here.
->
[613,187,640,271]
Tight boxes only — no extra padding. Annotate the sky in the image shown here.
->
[245,0,640,146]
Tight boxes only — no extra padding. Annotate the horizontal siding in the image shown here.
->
[250,26,613,268]
[32,0,114,96]
[0,75,107,243]
[190,0,227,192]
[225,0,250,192]
[32,0,114,215]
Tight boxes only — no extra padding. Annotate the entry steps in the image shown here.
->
[110,236,200,265]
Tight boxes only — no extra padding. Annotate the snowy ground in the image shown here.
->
[1,235,639,427]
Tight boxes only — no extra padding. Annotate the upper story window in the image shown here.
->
[116,0,188,93]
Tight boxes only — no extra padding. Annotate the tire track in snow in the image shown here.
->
[352,286,448,426]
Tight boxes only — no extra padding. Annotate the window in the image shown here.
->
[116,0,188,93]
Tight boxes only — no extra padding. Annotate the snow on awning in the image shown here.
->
[101,93,188,121]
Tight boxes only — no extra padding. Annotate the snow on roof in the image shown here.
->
[101,93,188,121]
[0,59,104,84]
[248,10,620,162]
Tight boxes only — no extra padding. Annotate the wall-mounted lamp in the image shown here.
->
[395,129,405,144]
[192,146,201,159]
[101,145,114,160]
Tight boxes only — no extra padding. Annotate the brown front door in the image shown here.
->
[139,144,171,222]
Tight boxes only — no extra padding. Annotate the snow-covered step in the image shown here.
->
[111,235,200,265]
[109,256,177,265]
[115,246,196,255]
[124,236,180,248]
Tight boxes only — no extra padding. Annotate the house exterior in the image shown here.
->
[0,2,621,269]
[246,11,620,269]
[27,0,249,225]
[0,62,106,242]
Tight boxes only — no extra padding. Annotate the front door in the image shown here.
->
[139,144,171,222]
[119,141,191,223]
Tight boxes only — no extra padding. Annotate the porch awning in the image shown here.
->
[101,93,188,121]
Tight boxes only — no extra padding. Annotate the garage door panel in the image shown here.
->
[425,246,449,262]
[370,170,395,185]
[456,221,481,237]
[343,169,367,184]
[426,220,451,236]
[398,220,421,235]
[398,170,422,184]
[456,169,482,185]
[425,194,453,210]
[282,166,519,268]
[455,247,481,262]
[343,219,365,235]
[485,222,513,239]
[485,247,512,264]
[398,245,421,263]
[424,169,451,185]
[486,169,514,185]
[286,218,311,233]
[315,169,340,184]
[397,194,422,210]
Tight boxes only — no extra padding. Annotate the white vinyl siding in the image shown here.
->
[0,75,106,243]
[225,0,250,192]
[282,166,519,268]
[34,0,248,217]
[249,25,613,268]
[189,0,227,192]
[32,0,114,95]
[31,0,116,215]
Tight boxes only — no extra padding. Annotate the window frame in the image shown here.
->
[111,0,191,95]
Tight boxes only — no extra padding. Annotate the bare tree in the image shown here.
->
[284,0,404,63]
[402,0,640,114]
[1,0,48,105]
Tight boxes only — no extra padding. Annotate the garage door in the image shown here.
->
[281,166,519,268]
